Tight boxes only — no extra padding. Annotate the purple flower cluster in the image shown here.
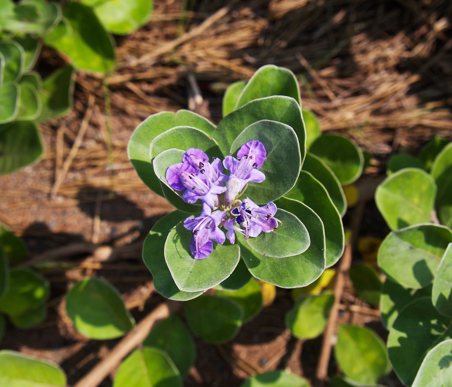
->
[166,140,281,259]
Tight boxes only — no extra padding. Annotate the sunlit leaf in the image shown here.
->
[302,109,320,150]
[412,340,452,387]
[432,243,452,317]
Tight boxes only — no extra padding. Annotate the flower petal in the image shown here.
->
[237,140,267,168]
[190,238,213,260]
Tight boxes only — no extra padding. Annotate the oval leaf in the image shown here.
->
[66,277,135,339]
[20,71,42,90]
[215,259,251,291]
[349,264,382,306]
[378,224,452,289]
[230,120,301,204]
[13,34,41,71]
[432,243,452,317]
[335,325,391,385]
[387,153,424,175]
[0,82,19,123]
[17,83,41,120]
[0,350,66,387]
[9,303,46,329]
[418,136,449,172]
[412,340,452,387]
[184,294,243,343]
[240,370,310,387]
[223,80,246,117]
[114,347,182,387]
[164,222,240,292]
[431,142,452,228]
[240,197,325,288]
[143,211,202,301]
[302,109,321,150]
[388,297,452,386]
[0,41,22,82]
[285,292,335,339]
[376,168,436,230]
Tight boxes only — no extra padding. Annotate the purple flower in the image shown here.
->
[184,204,226,259]
[223,140,266,204]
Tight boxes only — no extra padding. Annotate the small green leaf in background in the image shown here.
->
[37,65,74,123]
[216,278,263,323]
[412,339,452,387]
[0,314,5,344]
[223,80,246,117]
[143,314,195,377]
[247,209,310,258]
[309,134,363,185]
[164,222,240,292]
[431,142,452,228]
[380,278,431,330]
[12,34,41,71]
[143,211,202,301]
[65,277,135,339]
[378,224,452,289]
[184,294,243,344]
[432,243,452,317]
[215,259,251,291]
[330,375,386,387]
[0,245,8,300]
[375,168,436,230]
[231,120,301,204]
[0,121,44,175]
[240,370,310,387]
[0,350,66,387]
[240,198,325,288]
[0,82,19,123]
[285,292,334,339]
[17,82,41,120]
[113,347,182,387]
[43,17,71,45]
[302,109,321,150]
[349,264,382,306]
[235,65,301,109]
[387,153,424,175]
[47,2,115,74]
[362,151,372,171]
[9,303,46,329]
[388,297,452,386]
[0,268,48,316]
[81,0,153,35]
[285,170,344,267]
[335,325,391,385]
[0,225,28,265]
[291,269,335,299]
[302,153,346,217]
[0,41,23,82]
[418,136,449,172]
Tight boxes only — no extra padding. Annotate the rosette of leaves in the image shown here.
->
[129,65,347,310]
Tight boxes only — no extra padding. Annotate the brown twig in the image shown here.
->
[74,301,181,387]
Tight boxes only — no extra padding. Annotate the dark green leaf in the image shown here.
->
[431,143,452,228]
[387,154,424,175]
[0,82,19,123]
[17,82,41,120]
[215,259,251,291]
[349,264,382,305]
[223,80,246,117]
[0,41,23,82]
[418,136,449,172]
[12,34,41,71]
[0,314,5,344]
[19,71,41,90]
[0,245,8,300]
[240,371,310,387]
[9,302,46,329]
[330,375,386,387]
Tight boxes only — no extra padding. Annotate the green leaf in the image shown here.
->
[43,17,71,45]
[231,120,301,204]
[285,291,334,339]
[302,153,346,217]
[387,153,424,175]
[37,65,74,123]
[363,151,372,171]
[17,82,41,120]
[0,121,44,175]
[143,211,202,301]
[0,245,8,300]
[81,0,153,35]
[247,209,310,258]
[128,110,216,197]
[240,371,310,387]
[0,268,48,316]
[12,34,41,71]
[0,41,23,83]
[47,3,115,74]
[309,134,363,185]
[418,136,449,172]
[113,347,182,387]
[65,277,135,339]
[380,278,432,330]
[215,259,251,291]
[235,65,301,109]
[388,297,452,386]
[0,82,19,123]
[9,302,46,329]
[431,142,452,228]
[20,71,41,90]
[302,109,321,150]
[240,197,325,288]
[213,96,305,160]
[335,325,391,385]
[432,243,452,317]
[0,52,4,87]
[378,224,452,289]
[412,340,452,387]
[216,278,262,322]
[164,222,240,292]
[184,294,243,343]
[223,80,246,117]
[375,168,436,230]
[0,350,66,387]
[349,264,382,305]
[285,170,345,267]
[143,314,195,377]
[330,375,386,387]
[0,314,5,344]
